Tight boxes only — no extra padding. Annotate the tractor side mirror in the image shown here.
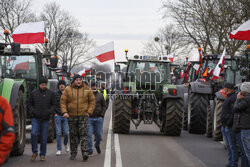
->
[50,56,58,68]
[218,64,223,68]
[115,64,120,73]
[11,43,20,55]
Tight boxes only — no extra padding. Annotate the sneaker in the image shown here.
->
[70,154,76,160]
[40,155,45,161]
[95,146,101,154]
[56,150,62,156]
[65,145,70,153]
[83,155,89,161]
[31,153,38,161]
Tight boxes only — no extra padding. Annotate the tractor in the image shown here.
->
[211,45,249,141]
[112,55,186,136]
[187,53,242,137]
[0,35,58,156]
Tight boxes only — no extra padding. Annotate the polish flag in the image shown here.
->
[212,49,226,80]
[167,53,174,62]
[193,50,203,75]
[12,21,45,44]
[94,42,115,63]
[78,69,91,77]
[230,20,250,40]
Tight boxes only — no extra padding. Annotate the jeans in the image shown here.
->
[88,117,104,153]
[54,115,69,151]
[31,118,49,156]
[241,130,250,166]
[221,126,238,166]
[236,131,250,167]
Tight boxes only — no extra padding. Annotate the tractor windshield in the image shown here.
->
[0,55,37,79]
[130,61,170,83]
[225,69,242,84]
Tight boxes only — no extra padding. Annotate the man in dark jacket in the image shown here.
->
[234,82,250,166]
[28,77,56,161]
[88,82,106,155]
[54,80,69,155]
[220,82,238,167]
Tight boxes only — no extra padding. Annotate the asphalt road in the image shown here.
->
[4,102,228,167]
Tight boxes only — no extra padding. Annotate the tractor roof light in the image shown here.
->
[3,30,9,35]
[198,47,202,51]
[45,38,49,43]
[125,49,128,53]
[247,45,250,49]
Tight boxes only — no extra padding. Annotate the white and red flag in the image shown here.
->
[212,49,226,80]
[193,49,203,75]
[12,21,45,44]
[230,19,250,41]
[167,53,174,62]
[94,42,115,63]
[78,69,91,77]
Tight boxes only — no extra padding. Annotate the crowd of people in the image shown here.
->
[0,74,250,166]
[221,82,250,167]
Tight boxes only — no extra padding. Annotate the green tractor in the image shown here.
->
[0,41,58,156]
[112,55,186,136]
[211,46,249,141]
[186,53,242,136]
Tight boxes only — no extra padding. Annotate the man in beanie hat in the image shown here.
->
[27,77,56,161]
[220,82,239,167]
[61,74,95,161]
[54,80,70,155]
[88,82,106,155]
[234,82,250,166]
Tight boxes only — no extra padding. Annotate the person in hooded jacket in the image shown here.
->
[88,82,106,155]
[28,77,56,162]
[60,74,95,161]
[0,96,15,166]
[234,82,250,166]
[54,80,70,155]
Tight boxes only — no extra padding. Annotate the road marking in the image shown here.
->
[114,134,122,167]
[104,109,112,167]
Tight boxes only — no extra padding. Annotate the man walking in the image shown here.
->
[220,82,238,167]
[61,74,95,161]
[0,96,15,166]
[88,82,106,155]
[234,82,250,166]
[28,77,56,161]
[55,80,70,155]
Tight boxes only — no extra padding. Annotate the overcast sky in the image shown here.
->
[32,0,165,62]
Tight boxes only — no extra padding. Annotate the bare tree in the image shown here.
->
[0,0,36,42]
[60,30,94,72]
[162,0,249,55]
[40,2,79,56]
[142,24,192,63]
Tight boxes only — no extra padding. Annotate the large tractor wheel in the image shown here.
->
[188,92,209,134]
[11,91,26,156]
[162,99,183,136]
[212,97,223,141]
[113,99,131,134]
[206,100,214,138]
[183,93,188,130]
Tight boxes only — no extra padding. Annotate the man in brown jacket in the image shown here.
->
[61,74,95,161]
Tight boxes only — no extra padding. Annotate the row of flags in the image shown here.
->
[7,19,250,76]
[11,21,115,63]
